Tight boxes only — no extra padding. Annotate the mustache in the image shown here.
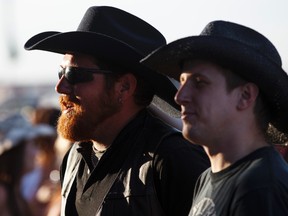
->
[59,95,80,108]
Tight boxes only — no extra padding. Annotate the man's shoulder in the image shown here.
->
[145,112,208,158]
[156,134,208,164]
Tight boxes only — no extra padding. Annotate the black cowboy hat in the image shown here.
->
[24,6,180,114]
[141,20,288,137]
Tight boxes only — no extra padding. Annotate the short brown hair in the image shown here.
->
[220,66,271,136]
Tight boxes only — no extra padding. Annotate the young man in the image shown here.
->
[142,20,288,215]
[24,6,209,216]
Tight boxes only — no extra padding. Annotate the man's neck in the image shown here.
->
[204,132,269,173]
[91,107,144,151]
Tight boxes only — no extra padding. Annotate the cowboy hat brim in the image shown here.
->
[24,31,181,114]
[141,35,288,134]
[25,31,144,62]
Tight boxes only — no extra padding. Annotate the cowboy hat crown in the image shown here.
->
[24,6,166,57]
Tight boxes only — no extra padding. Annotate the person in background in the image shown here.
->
[0,113,55,216]
[275,143,288,162]
[21,107,61,216]
[24,6,210,216]
[141,20,288,215]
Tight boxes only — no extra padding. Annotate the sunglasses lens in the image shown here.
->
[59,67,95,85]
[58,68,64,79]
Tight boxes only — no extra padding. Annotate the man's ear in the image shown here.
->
[237,83,259,110]
[116,73,137,98]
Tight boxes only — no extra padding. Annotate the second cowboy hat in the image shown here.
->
[141,20,288,137]
[0,114,56,156]
[24,6,180,114]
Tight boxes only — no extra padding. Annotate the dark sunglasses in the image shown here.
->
[58,66,113,85]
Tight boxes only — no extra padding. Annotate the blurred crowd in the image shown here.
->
[0,106,71,216]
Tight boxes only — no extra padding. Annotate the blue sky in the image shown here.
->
[1,0,288,85]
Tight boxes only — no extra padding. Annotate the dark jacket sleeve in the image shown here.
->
[153,133,210,216]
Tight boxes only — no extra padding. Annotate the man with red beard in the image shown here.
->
[24,6,210,216]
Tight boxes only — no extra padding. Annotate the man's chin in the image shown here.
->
[58,112,94,142]
[57,115,77,141]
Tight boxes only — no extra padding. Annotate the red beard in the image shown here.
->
[57,95,86,142]
[57,93,121,142]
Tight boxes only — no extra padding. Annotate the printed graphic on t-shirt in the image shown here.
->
[189,198,216,216]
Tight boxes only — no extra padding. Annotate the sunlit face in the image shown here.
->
[56,54,121,142]
[175,60,239,146]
